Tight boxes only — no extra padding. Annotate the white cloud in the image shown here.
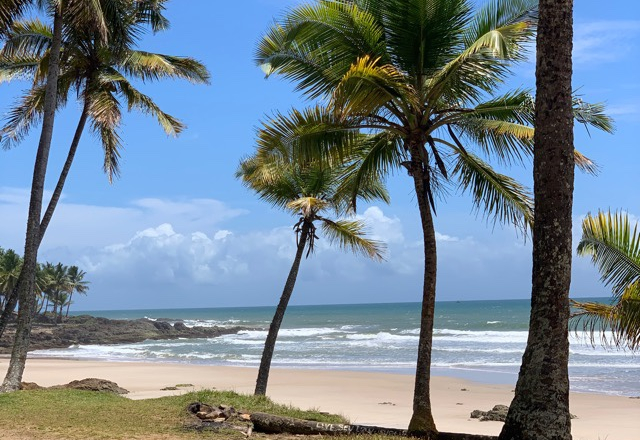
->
[1,186,608,309]
[0,187,247,252]
[574,20,640,65]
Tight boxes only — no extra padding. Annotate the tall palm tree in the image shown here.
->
[255,0,612,435]
[64,265,89,318]
[500,1,578,438]
[237,149,386,396]
[0,0,208,392]
[0,0,110,338]
[571,211,640,351]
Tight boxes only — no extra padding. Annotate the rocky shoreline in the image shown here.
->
[0,315,250,354]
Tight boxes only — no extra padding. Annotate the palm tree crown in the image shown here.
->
[0,0,210,180]
[237,151,386,260]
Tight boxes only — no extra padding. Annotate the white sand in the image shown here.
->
[2,358,637,439]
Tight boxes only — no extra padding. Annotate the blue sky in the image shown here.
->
[0,0,638,310]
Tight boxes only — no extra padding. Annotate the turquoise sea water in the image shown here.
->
[33,299,640,397]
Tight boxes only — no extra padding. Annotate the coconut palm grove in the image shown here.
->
[0,1,637,440]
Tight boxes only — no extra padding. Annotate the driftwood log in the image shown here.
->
[249,412,497,440]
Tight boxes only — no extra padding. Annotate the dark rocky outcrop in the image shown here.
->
[0,315,249,353]
[21,378,128,394]
[471,405,577,422]
[470,405,509,422]
[51,378,129,394]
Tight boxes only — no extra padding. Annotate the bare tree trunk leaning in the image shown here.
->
[250,412,496,440]
[39,103,90,245]
[407,141,438,439]
[0,7,64,393]
[254,221,310,396]
[499,1,575,439]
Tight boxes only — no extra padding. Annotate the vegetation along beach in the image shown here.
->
[1,0,638,440]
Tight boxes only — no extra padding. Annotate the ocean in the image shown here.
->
[33,299,640,397]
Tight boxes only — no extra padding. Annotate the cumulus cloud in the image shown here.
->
[1,185,609,310]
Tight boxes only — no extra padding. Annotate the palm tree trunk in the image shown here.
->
[499,1,574,439]
[0,270,24,337]
[39,102,90,245]
[255,221,310,396]
[406,144,438,439]
[0,7,64,393]
[65,292,72,318]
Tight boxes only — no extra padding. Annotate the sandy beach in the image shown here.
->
[2,358,637,440]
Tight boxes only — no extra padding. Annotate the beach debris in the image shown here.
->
[460,388,468,391]
[186,402,253,435]
[187,402,500,439]
[470,404,509,422]
[378,401,396,406]
[50,378,129,394]
[161,386,179,390]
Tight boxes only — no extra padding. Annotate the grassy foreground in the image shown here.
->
[0,388,349,440]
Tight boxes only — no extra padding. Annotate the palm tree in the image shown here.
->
[0,0,208,392]
[0,0,110,338]
[0,249,22,310]
[40,263,69,324]
[255,0,612,435]
[570,211,640,351]
[500,1,578,438]
[0,0,110,394]
[64,266,89,318]
[237,149,386,396]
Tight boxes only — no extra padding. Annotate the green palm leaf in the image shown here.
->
[577,211,640,297]
[320,218,385,261]
[571,285,640,351]
[451,147,533,231]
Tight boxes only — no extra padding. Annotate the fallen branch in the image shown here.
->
[249,412,497,439]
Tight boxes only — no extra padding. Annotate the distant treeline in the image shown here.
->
[0,247,89,322]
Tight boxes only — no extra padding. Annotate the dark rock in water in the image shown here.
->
[152,321,173,332]
[0,314,251,353]
[471,404,509,422]
[50,378,129,394]
[162,386,179,391]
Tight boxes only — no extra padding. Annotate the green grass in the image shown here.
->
[0,388,347,440]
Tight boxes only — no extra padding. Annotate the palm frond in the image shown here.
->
[571,285,640,351]
[320,218,385,261]
[454,117,533,165]
[426,0,536,105]
[108,70,185,136]
[451,147,533,231]
[573,97,615,134]
[256,105,363,163]
[332,55,417,118]
[120,50,210,84]
[0,18,52,59]
[86,86,123,181]
[0,77,70,148]
[256,0,385,99]
[577,211,640,297]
